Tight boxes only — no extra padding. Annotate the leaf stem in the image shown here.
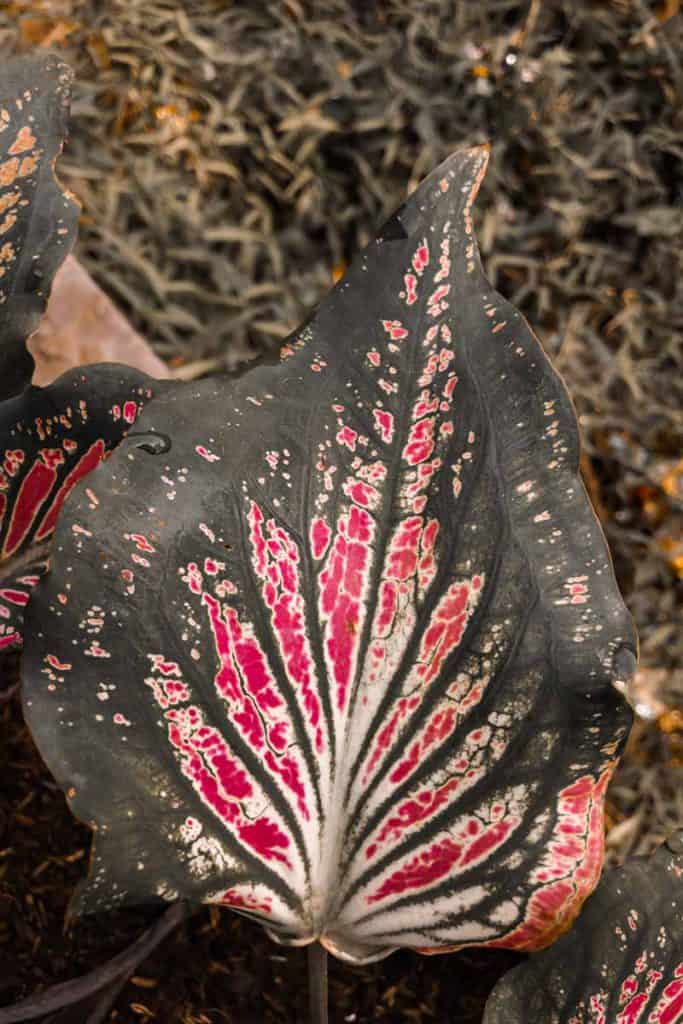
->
[307,942,328,1024]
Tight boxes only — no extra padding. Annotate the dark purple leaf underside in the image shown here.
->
[23,148,636,964]
[0,54,78,401]
[483,834,683,1024]
[0,365,163,653]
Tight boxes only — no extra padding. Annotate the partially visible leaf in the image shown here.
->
[0,567,44,656]
[0,364,166,653]
[23,147,636,965]
[0,54,78,401]
[483,833,683,1024]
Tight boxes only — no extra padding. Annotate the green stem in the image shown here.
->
[307,942,328,1024]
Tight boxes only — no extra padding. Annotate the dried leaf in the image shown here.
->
[28,255,171,386]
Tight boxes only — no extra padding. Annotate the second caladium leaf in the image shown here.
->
[0,55,78,401]
[0,365,162,653]
[22,147,636,964]
[0,55,168,657]
[483,833,683,1024]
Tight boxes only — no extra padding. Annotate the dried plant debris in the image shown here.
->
[0,0,681,1021]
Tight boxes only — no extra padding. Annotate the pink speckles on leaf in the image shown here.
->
[122,401,138,424]
[196,445,220,463]
[182,562,204,595]
[319,505,374,713]
[2,460,57,556]
[38,447,65,471]
[149,654,181,677]
[412,392,440,420]
[8,124,37,156]
[343,478,380,510]
[45,653,71,671]
[0,587,30,606]
[164,703,292,866]
[336,425,358,452]
[652,972,683,1024]
[404,273,418,305]
[129,533,155,554]
[367,836,464,904]
[570,580,588,605]
[366,812,518,907]
[372,408,394,444]
[428,284,451,317]
[248,507,325,756]
[248,501,267,578]
[435,238,451,282]
[2,449,25,478]
[310,516,332,561]
[217,887,272,915]
[85,641,110,658]
[412,241,429,274]
[403,416,436,466]
[382,319,409,341]
[34,439,106,543]
[416,576,483,685]
[491,769,614,952]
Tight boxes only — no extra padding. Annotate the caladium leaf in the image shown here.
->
[0,57,166,655]
[483,833,683,1024]
[0,365,163,653]
[0,54,78,401]
[22,147,636,965]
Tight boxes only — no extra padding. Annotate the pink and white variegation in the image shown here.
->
[0,365,164,654]
[483,834,683,1024]
[0,56,165,658]
[22,147,636,964]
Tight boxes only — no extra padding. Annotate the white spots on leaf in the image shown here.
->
[488,900,519,926]
[199,522,216,543]
[180,816,202,843]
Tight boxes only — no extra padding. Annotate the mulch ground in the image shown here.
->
[0,1,681,1021]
